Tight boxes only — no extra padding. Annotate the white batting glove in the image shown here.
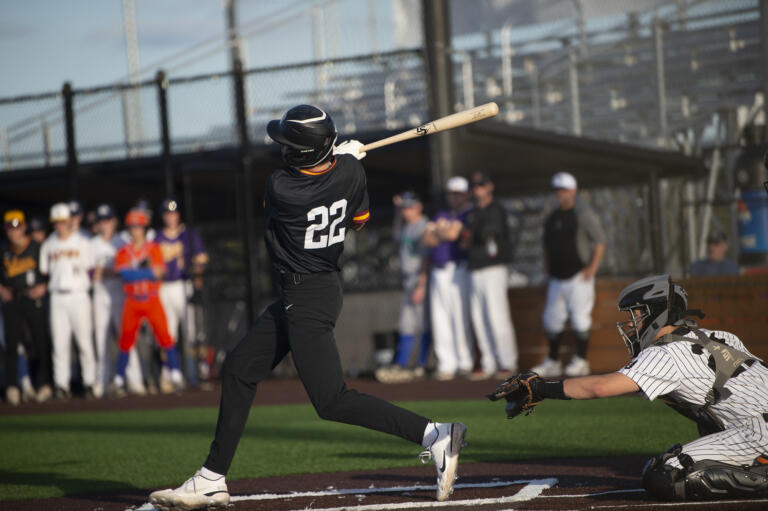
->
[333,140,367,160]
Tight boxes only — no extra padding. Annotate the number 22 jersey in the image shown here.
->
[264,154,370,274]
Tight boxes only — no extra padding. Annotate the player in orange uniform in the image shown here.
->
[111,209,183,395]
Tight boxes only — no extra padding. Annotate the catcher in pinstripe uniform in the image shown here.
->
[487,274,768,501]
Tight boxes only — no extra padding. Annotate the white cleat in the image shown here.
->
[564,355,590,377]
[149,470,229,511]
[420,422,467,501]
[530,357,562,378]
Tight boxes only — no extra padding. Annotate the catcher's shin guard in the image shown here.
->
[642,444,687,500]
[683,460,768,500]
[643,447,768,501]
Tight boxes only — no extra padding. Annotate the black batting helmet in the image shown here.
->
[267,105,338,169]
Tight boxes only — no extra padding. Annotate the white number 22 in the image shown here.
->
[304,199,347,249]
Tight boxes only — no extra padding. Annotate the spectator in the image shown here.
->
[422,176,473,380]
[68,200,91,239]
[156,197,209,386]
[28,216,48,244]
[91,204,145,397]
[39,203,97,399]
[464,172,518,380]
[1,210,52,405]
[689,232,739,277]
[530,172,606,378]
[375,191,431,383]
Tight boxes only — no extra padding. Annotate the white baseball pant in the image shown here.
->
[470,264,518,374]
[159,280,195,345]
[50,291,96,390]
[667,416,768,469]
[93,280,143,389]
[541,273,595,334]
[429,261,473,375]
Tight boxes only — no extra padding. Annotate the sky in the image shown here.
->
[0,0,414,166]
[0,0,405,98]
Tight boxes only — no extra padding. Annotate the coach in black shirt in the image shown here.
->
[464,172,518,379]
[1,210,52,405]
[531,172,605,378]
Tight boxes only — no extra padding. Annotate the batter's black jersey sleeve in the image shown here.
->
[264,155,370,273]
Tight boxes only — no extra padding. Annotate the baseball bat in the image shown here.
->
[360,102,499,152]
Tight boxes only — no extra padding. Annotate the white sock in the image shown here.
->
[200,466,225,480]
[421,422,441,448]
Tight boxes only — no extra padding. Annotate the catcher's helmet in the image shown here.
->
[616,274,688,358]
[267,105,338,169]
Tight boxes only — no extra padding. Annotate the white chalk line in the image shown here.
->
[281,479,557,511]
[134,478,554,510]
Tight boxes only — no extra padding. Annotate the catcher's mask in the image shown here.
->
[616,274,688,358]
[267,104,338,169]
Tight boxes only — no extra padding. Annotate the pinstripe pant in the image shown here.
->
[666,416,768,469]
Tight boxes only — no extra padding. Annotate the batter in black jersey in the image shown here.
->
[150,105,466,510]
[264,154,370,273]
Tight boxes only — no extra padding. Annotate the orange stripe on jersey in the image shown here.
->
[299,157,337,176]
[353,211,370,223]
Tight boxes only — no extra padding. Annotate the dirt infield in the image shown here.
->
[6,456,768,511]
[4,378,768,510]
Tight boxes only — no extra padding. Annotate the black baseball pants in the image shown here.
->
[204,271,430,475]
[2,296,52,389]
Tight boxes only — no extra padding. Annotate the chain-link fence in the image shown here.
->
[1,1,761,169]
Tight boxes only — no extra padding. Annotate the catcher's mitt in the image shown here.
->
[485,371,543,419]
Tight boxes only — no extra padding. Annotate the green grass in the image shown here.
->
[0,397,697,500]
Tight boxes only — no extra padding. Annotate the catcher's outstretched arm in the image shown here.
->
[562,372,639,399]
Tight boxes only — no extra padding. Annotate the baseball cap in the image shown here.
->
[50,203,71,222]
[706,231,728,244]
[446,176,469,193]
[28,216,46,231]
[68,200,84,216]
[125,209,150,227]
[161,197,180,212]
[552,172,577,190]
[400,190,422,207]
[95,203,116,221]
[4,210,25,228]
[471,172,492,186]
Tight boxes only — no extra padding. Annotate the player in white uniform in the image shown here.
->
[489,274,768,501]
[90,204,145,397]
[39,203,97,399]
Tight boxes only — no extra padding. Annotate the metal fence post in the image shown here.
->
[42,120,51,167]
[63,82,78,198]
[761,0,768,141]
[422,0,456,204]
[156,70,174,197]
[568,46,582,136]
[233,59,259,326]
[653,18,669,147]
[648,170,665,273]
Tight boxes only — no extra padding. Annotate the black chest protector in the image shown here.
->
[654,321,756,436]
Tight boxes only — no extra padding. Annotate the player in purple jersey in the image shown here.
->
[156,198,209,386]
[422,176,474,380]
